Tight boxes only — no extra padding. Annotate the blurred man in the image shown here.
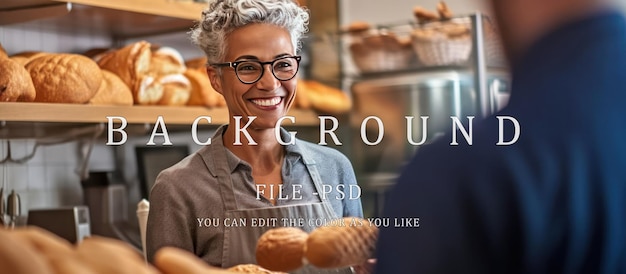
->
[375,0,626,273]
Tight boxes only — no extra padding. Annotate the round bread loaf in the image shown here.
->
[304,217,378,269]
[26,53,102,103]
[0,57,36,102]
[256,227,308,272]
[0,228,53,274]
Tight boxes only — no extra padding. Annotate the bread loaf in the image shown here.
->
[185,56,208,71]
[97,41,152,95]
[89,70,134,106]
[0,228,53,274]
[301,80,351,114]
[293,79,311,109]
[26,53,102,103]
[304,217,378,269]
[0,57,36,102]
[185,68,220,107]
[154,247,233,274]
[256,227,308,272]
[157,73,191,106]
[135,74,164,105]
[76,236,160,274]
[151,46,186,75]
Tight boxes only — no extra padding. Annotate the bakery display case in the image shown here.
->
[343,13,510,217]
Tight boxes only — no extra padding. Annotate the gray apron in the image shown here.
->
[215,144,353,274]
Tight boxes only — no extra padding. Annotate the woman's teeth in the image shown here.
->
[251,97,281,107]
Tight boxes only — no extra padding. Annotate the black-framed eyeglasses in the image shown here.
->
[210,55,302,84]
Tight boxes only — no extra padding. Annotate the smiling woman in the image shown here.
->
[145,1,363,273]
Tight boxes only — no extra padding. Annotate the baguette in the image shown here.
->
[304,217,378,269]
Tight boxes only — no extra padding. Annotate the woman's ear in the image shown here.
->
[206,66,224,95]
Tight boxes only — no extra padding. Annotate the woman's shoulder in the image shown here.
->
[294,139,351,166]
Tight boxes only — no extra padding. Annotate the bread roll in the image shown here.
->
[26,53,102,103]
[76,236,159,274]
[227,264,286,274]
[0,228,54,274]
[157,73,191,106]
[256,227,308,272]
[184,68,220,107]
[154,247,233,274]
[97,41,152,94]
[304,217,378,269]
[0,57,36,102]
[151,46,186,75]
[89,70,134,106]
[82,48,112,62]
[10,226,95,274]
[413,6,440,23]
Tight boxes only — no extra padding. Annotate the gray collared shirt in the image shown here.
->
[146,125,363,266]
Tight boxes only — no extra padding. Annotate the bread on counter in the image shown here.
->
[26,53,102,103]
[0,43,7,59]
[154,246,234,274]
[0,228,53,274]
[0,57,36,102]
[227,264,287,274]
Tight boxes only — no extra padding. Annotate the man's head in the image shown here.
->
[488,0,608,64]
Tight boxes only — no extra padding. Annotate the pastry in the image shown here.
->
[26,53,102,103]
[0,57,36,102]
[157,73,192,106]
[256,227,308,272]
[89,70,134,106]
[304,217,378,269]
[184,68,220,107]
[97,41,152,95]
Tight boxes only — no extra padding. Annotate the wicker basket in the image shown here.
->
[411,35,472,66]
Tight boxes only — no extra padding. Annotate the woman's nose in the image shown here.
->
[255,65,280,91]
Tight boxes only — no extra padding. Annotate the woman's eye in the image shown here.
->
[274,61,292,70]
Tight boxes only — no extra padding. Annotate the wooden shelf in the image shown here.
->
[0,102,321,126]
[0,0,206,38]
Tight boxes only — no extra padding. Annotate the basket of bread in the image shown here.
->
[410,2,473,66]
[342,21,417,74]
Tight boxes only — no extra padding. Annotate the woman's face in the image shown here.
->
[209,23,297,130]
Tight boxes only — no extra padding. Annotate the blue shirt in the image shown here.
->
[376,10,626,274]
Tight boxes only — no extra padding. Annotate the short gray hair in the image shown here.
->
[190,0,309,64]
